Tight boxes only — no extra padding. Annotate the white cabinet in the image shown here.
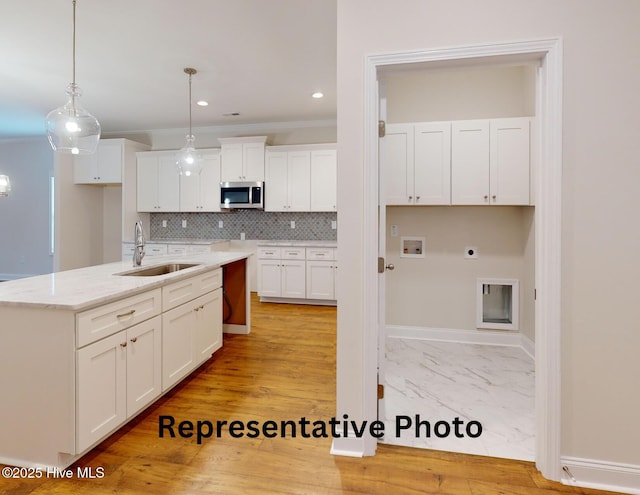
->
[162,289,222,391]
[76,305,162,452]
[180,150,221,212]
[451,117,530,205]
[161,269,223,391]
[257,247,306,299]
[265,150,311,211]
[306,248,337,300]
[384,123,451,205]
[219,136,266,181]
[310,149,337,211]
[257,244,337,304]
[136,151,180,212]
[74,139,125,184]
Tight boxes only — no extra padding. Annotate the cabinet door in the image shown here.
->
[220,143,244,181]
[137,155,159,211]
[76,331,127,452]
[414,122,451,205]
[451,120,490,205]
[200,151,221,211]
[73,152,99,184]
[194,289,223,364]
[265,151,288,211]
[157,155,180,211]
[306,260,335,299]
[162,302,196,391]
[383,124,414,205]
[287,151,311,211]
[258,259,282,297]
[281,260,306,298]
[97,141,124,183]
[490,118,530,205]
[179,172,200,212]
[243,142,265,181]
[310,149,337,211]
[126,316,162,417]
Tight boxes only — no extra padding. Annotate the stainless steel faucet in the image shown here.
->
[133,220,145,266]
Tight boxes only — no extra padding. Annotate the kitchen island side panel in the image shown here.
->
[0,307,76,468]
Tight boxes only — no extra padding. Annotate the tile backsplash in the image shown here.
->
[150,211,337,241]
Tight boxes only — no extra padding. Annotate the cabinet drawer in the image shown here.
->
[167,245,188,255]
[257,247,281,259]
[306,247,335,261]
[146,244,168,256]
[76,289,162,348]
[162,268,223,311]
[281,247,305,259]
[188,244,213,254]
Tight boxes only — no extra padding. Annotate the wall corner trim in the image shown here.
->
[560,456,640,495]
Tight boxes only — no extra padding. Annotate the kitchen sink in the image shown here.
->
[116,263,202,277]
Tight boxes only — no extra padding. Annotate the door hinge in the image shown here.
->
[378,120,386,138]
[377,383,384,399]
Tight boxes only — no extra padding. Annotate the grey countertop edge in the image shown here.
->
[0,251,252,312]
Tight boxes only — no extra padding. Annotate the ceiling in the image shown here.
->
[0,0,337,139]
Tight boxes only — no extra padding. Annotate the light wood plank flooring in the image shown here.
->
[3,295,619,494]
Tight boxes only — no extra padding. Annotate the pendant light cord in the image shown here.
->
[72,0,76,87]
[188,71,192,137]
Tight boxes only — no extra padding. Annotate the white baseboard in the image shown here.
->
[0,273,35,281]
[561,456,640,495]
[386,324,535,358]
[330,437,365,457]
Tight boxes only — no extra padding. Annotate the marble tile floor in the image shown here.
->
[380,338,535,461]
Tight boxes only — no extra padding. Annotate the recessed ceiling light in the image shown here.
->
[196,100,209,106]
[311,92,324,99]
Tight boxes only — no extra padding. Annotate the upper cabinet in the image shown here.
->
[265,144,337,212]
[136,151,180,212]
[451,117,530,205]
[384,117,531,206]
[310,149,337,211]
[384,122,451,205]
[74,139,149,185]
[179,150,221,212]
[219,136,267,182]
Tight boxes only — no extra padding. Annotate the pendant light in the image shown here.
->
[45,0,101,155]
[176,68,202,176]
[0,175,11,197]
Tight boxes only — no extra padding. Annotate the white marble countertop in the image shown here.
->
[256,240,337,248]
[124,239,230,245]
[0,251,251,311]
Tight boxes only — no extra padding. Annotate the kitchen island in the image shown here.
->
[0,250,251,469]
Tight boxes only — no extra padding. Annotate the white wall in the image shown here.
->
[386,206,533,338]
[337,0,640,477]
[0,138,53,278]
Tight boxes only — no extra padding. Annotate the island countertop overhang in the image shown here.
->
[0,251,252,311]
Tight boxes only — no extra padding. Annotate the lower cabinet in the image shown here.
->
[76,315,162,452]
[162,288,222,391]
[257,244,337,304]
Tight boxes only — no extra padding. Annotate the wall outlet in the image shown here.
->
[390,225,399,237]
[290,220,295,229]
[240,232,246,240]
[218,220,223,228]
[162,220,167,228]
[182,219,187,228]
[331,220,337,230]
[464,246,478,259]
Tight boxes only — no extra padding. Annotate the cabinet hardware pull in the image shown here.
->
[117,309,136,318]
[492,195,496,201]
[484,195,488,201]
[130,337,138,343]
[120,342,127,348]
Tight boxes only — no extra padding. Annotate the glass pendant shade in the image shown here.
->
[0,175,11,197]
[176,135,202,176]
[46,83,101,155]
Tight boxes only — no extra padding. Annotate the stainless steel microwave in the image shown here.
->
[220,181,264,209]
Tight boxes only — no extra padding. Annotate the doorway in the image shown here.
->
[362,39,563,481]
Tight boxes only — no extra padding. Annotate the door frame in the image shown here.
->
[362,38,563,481]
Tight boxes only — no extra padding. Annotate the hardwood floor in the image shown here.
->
[3,295,619,494]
